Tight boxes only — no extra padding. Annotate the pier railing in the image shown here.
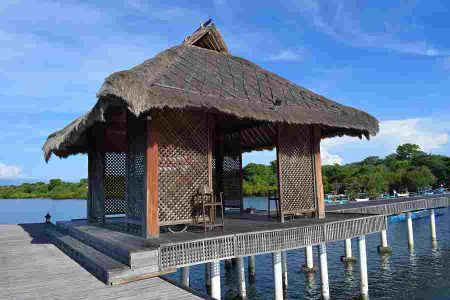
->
[158,214,386,270]
[332,197,450,216]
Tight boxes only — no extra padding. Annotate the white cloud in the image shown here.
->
[321,148,343,165]
[290,0,450,57]
[267,49,304,62]
[321,117,450,164]
[0,163,21,179]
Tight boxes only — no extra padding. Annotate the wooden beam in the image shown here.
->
[145,115,160,237]
[312,125,325,219]
[208,113,213,188]
[275,124,284,223]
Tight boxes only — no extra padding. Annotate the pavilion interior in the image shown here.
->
[89,106,320,238]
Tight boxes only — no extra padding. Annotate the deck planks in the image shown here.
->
[0,224,202,300]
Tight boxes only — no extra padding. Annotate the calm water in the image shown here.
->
[0,198,86,224]
[1,198,449,299]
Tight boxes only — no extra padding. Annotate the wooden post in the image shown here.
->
[208,114,213,189]
[145,115,159,238]
[239,151,244,214]
[275,124,284,223]
[87,152,94,223]
[312,125,325,219]
[91,123,105,225]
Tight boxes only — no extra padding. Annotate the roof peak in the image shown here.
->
[182,19,229,54]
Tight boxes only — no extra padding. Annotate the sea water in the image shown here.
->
[1,198,449,299]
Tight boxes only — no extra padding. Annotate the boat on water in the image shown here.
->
[324,194,349,204]
[355,192,369,202]
[393,190,409,198]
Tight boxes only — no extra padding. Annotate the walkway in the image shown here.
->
[0,223,203,300]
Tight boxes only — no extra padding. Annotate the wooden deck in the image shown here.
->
[0,223,203,300]
[56,212,385,272]
[326,194,450,215]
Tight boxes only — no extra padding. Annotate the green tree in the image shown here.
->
[396,143,422,160]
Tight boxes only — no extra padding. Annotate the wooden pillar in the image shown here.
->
[239,151,244,214]
[312,125,325,219]
[275,124,284,223]
[145,115,159,238]
[208,114,213,189]
[87,152,94,223]
[91,123,105,225]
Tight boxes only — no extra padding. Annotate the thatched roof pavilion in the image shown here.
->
[43,21,378,238]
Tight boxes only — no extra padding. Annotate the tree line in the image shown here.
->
[1,144,448,200]
[243,144,450,199]
[0,179,88,199]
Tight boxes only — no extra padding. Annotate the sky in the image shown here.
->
[0,0,449,182]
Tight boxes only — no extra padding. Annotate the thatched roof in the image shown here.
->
[43,21,379,161]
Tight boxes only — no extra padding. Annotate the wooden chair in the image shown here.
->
[267,190,280,219]
[198,185,225,233]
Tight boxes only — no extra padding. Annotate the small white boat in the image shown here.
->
[393,190,409,198]
[355,197,369,202]
[355,192,369,202]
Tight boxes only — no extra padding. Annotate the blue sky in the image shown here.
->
[1,0,449,182]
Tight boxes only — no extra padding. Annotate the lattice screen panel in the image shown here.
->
[104,152,127,215]
[278,124,315,214]
[157,110,209,225]
[126,151,145,221]
[126,116,146,222]
[222,138,242,208]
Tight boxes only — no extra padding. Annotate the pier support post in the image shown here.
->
[318,244,330,300]
[205,262,211,294]
[377,229,392,255]
[210,260,221,300]
[302,245,316,272]
[407,212,414,248]
[248,256,256,283]
[272,251,283,300]
[341,238,357,263]
[358,236,369,298]
[236,257,247,299]
[430,209,437,242]
[181,266,189,287]
[282,251,288,291]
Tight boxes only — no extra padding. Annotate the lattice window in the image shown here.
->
[157,110,209,225]
[278,124,315,214]
[222,138,242,208]
[127,151,145,221]
[104,152,127,215]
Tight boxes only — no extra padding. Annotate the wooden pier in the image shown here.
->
[0,223,203,300]
[327,194,450,215]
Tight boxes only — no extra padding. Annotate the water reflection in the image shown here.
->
[379,254,390,273]
[344,262,355,285]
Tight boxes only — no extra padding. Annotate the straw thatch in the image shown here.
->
[43,22,379,161]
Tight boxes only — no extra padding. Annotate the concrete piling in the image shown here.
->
[318,244,330,300]
[302,245,316,272]
[358,236,369,298]
[272,252,283,300]
[248,256,256,283]
[407,212,414,248]
[236,257,247,299]
[181,266,189,286]
[341,238,357,263]
[210,260,221,300]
